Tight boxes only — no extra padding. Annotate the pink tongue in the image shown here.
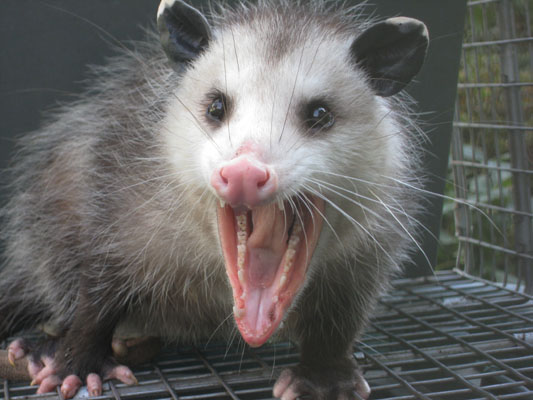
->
[247,205,290,287]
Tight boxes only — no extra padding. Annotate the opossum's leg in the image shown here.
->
[0,279,50,343]
[32,289,138,398]
[275,265,379,400]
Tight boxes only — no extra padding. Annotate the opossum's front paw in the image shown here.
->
[36,358,136,398]
[273,358,370,400]
[8,337,137,398]
[51,347,137,398]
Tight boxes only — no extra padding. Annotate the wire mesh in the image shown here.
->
[447,0,533,294]
[2,271,531,399]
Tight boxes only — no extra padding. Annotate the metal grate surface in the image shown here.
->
[2,271,531,400]
[448,0,533,293]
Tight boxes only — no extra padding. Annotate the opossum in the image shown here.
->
[0,0,429,398]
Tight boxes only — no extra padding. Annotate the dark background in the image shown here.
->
[0,0,467,276]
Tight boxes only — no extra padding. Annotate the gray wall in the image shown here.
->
[0,0,467,276]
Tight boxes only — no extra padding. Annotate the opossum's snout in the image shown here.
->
[211,156,278,208]
[211,151,324,347]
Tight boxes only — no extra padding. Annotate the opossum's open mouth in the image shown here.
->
[217,196,324,347]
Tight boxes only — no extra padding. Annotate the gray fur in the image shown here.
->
[0,0,426,393]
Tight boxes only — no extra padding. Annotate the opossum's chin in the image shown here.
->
[217,196,324,347]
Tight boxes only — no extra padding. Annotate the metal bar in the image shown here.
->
[358,350,433,400]
[450,159,533,176]
[3,379,9,400]
[452,120,474,272]
[109,381,121,400]
[463,36,533,48]
[450,200,532,219]
[458,82,533,88]
[457,236,533,261]
[454,121,533,131]
[468,0,500,6]
[154,364,180,400]
[247,348,271,370]
[194,347,240,400]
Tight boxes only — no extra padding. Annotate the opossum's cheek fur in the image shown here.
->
[215,197,324,347]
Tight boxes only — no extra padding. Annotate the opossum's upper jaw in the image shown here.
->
[217,196,324,347]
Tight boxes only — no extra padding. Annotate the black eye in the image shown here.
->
[206,94,228,123]
[303,102,335,133]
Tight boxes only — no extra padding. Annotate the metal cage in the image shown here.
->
[446,0,533,295]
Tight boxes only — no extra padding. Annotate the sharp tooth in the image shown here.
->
[292,220,302,235]
[233,306,245,319]
[219,199,226,208]
[288,233,299,248]
[279,274,287,289]
[238,269,245,285]
[277,198,284,211]
[236,214,247,231]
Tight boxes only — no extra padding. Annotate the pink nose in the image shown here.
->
[211,156,278,208]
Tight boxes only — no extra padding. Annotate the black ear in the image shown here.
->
[157,0,211,68]
[351,17,429,97]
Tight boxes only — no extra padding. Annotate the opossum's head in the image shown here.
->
[158,0,428,347]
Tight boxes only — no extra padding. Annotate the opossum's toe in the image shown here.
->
[7,338,28,365]
[36,374,62,394]
[87,373,102,397]
[30,356,58,386]
[355,376,371,399]
[60,374,82,399]
[28,358,44,378]
[105,364,138,385]
[272,368,293,397]
[273,358,370,400]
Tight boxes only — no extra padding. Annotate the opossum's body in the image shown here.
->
[0,1,428,398]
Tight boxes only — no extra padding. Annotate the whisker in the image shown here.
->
[205,311,234,349]
[381,175,502,236]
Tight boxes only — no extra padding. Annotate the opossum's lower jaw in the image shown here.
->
[216,197,324,347]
